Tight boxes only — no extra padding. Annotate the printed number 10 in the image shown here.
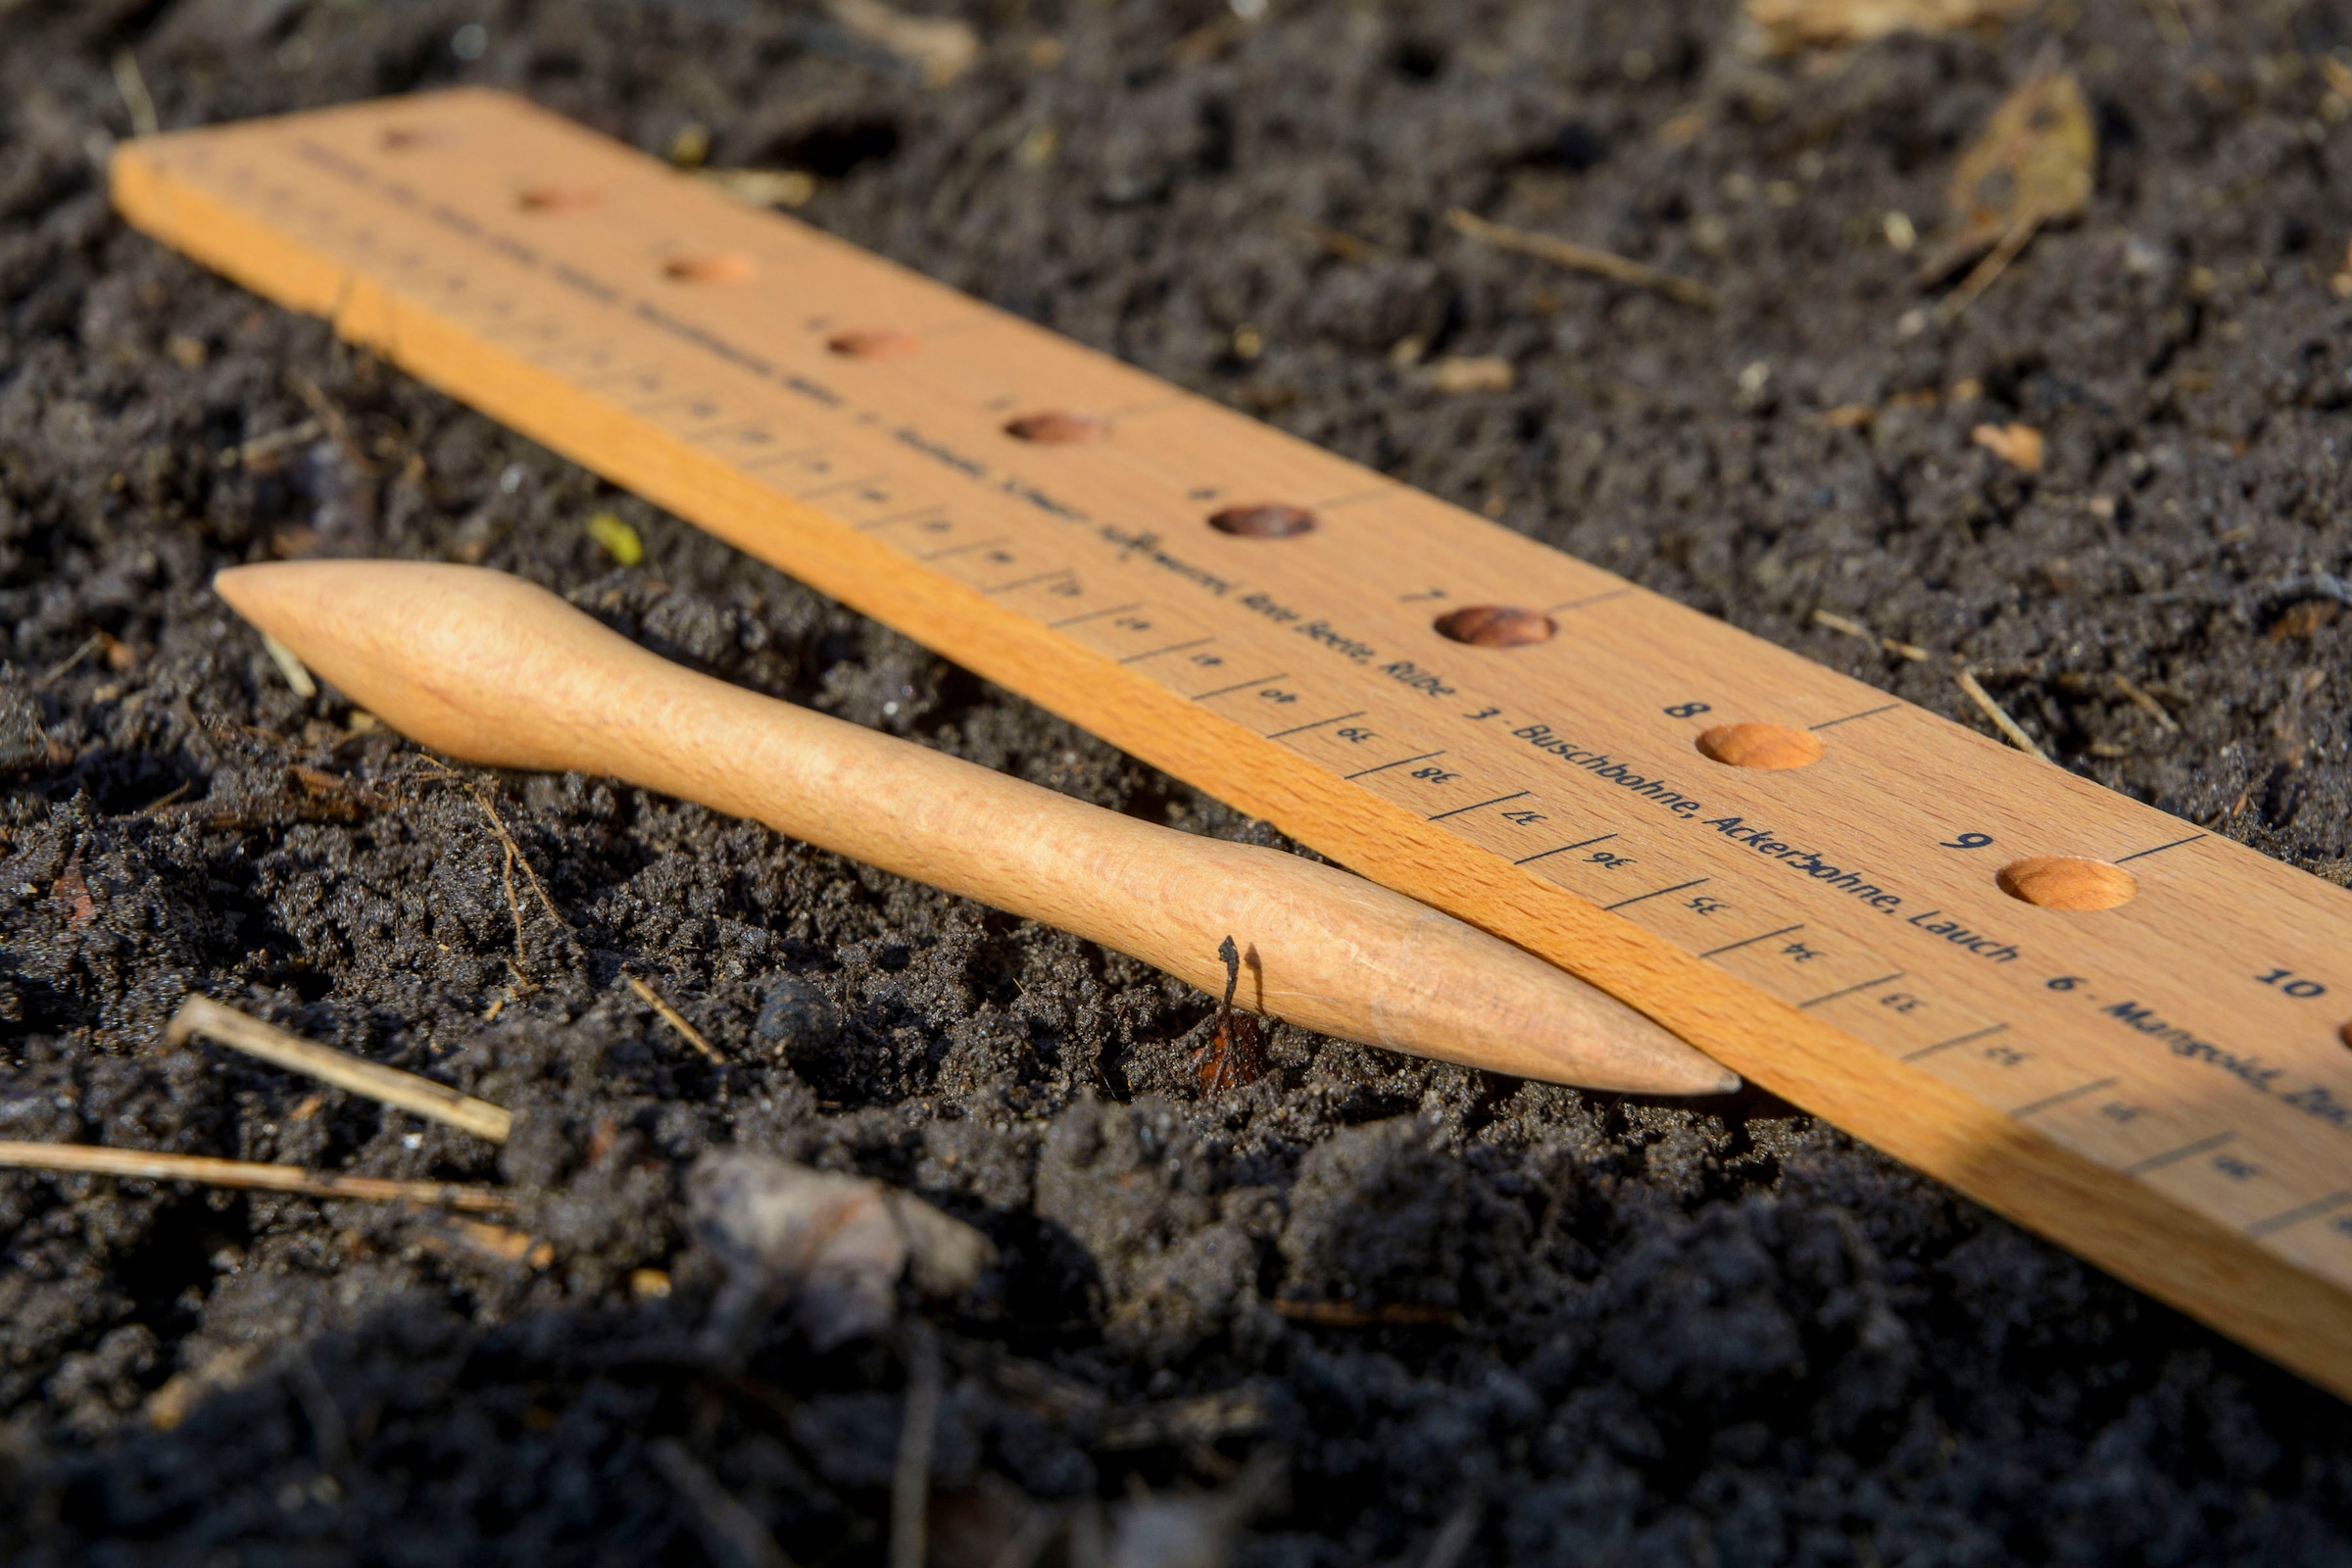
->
[2256,967,2328,999]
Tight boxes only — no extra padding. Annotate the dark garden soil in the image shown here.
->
[7,0,2352,1562]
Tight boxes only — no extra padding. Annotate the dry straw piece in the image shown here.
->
[1743,0,2035,55]
[168,994,514,1144]
[0,1142,513,1212]
[1445,209,1717,310]
[1955,668,2050,761]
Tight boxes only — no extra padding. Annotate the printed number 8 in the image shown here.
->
[1663,702,1711,718]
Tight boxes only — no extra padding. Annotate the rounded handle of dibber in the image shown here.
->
[215,563,1735,1096]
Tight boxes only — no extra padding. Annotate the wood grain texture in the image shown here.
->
[216,561,1729,1095]
[112,90,2352,1399]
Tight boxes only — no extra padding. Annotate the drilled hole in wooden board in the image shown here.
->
[1694,722,1825,770]
[2341,1020,2352,1052]
[1434,605,1556,648]
[516,185,601,213]
[662,252,755,284]
[1207,503,1316,538]
[378,126,452,151]
[826,327,920,359]
[1995,856,2138,911]
[1004,411,1102,443]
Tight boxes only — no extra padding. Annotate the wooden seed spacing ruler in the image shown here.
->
[114,90,2352,1397]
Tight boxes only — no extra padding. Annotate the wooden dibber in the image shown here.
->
[215,562,1736,1097]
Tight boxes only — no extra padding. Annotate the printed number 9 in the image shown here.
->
[1663,702,1711,718]
[1939,832,1994,851]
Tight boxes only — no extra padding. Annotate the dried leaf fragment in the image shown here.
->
[690,1151,994,1350]
[826,0,978,88]
[698,168,817,209]
[1971,421,2045,472]
[1920,69,2095,314]
[1424,356,1516,394]
[1744,0,2034,56]
[1949,71,2094,241]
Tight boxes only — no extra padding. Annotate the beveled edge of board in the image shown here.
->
[108,95,2352,1402]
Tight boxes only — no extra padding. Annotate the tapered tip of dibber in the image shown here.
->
[1388,909,1742,1097]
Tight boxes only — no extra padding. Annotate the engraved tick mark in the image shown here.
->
[1427,792,1529,822]
[1513,833,1615,864]
[1267,710,1365,740]
[2126,1132,2234,1176]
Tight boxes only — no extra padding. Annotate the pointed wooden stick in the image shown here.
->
[0,1141,513,1212]
[168,995,514,1143]
[216,562,1738,1096]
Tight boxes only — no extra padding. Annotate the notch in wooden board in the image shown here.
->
[110,89,2352,1401]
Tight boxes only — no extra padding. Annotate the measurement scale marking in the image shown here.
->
[985,568,1076,595]
[1346,750,1448,781]
[854,504,946,528]
[1543,588,1636,614]
[1267,710,1366,740]
[1051,602,1143,629]
[122,94,2352,1405]
[1605,878,1710,912]
[1192,672,1287,701]
[1701,924,1805,959]
[1800,973,1905,1008]
[2247,1192,2352,1240]
[1811,703,1903,731]
[2126,1132,2237,1176]
[1514,833,1617,864]
[1428,792,1530,822]
[2115,834,2207,864]
[2009,1078,2120,1120]
[1905,1023,2009,1061]
[1118,637,1218,665]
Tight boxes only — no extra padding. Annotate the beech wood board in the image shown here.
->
[112,90,2352,1399]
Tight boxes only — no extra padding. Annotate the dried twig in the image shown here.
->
[287,373,383,478]
[1955,667,2049,760]
[626,974,726,1064]
[1446,209,1717,310]
[499,842,529,975]
[0,1141,513,1211]
[259,632,318,698]
[416,759,571,937]
[169,995,513,1143]
[892,1323,943,1568]
[1421,1497,1483,1568]
[1273,1299,1462,1327]
[32,634,103,690]
[1936,212,2038,324]
[408,1213,554,1269]
[1809,609,1928,662]
[220,418,321,468]
[648,1438,797,1568]
[111,49,159,138]
[2112,674,2179,733]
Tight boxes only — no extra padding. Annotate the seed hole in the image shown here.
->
[1004,411,1102,443]
[516,185,601,213]
[1434,605,1556,648]
[1995,856,2138,911]
[378,127,451,151]
[1695,722,1825,770]
[827,327,920,359]
[2340,1021,2352,1052]
[662,252,755,284]
[1207,503,1316,538]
